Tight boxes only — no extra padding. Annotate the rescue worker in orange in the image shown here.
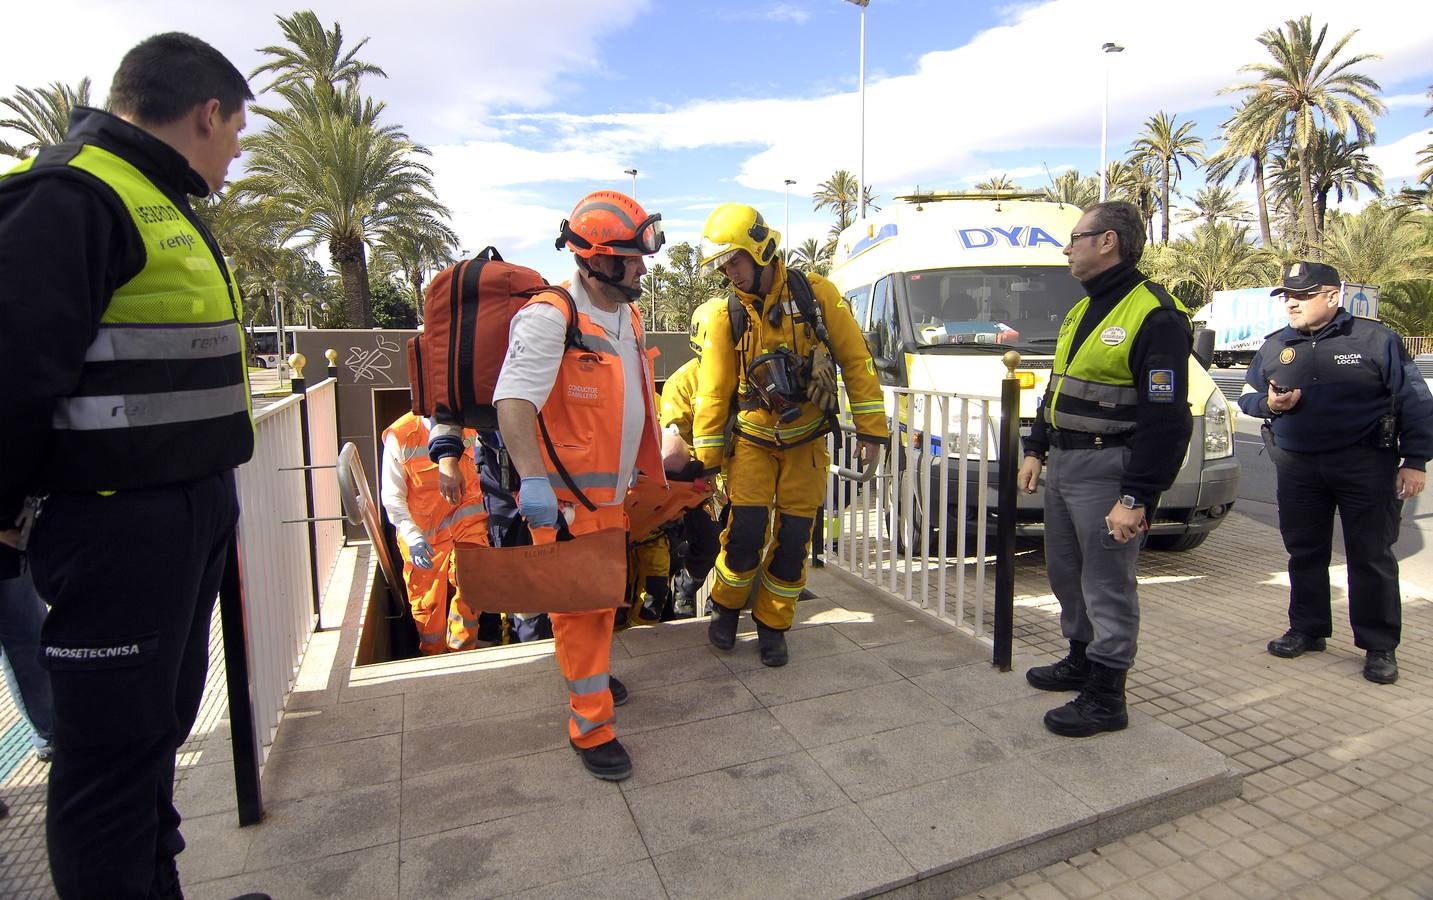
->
[433,190,667,781]
[380,412,492,654]
[694,203,888,666]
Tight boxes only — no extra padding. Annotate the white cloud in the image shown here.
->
[0,0,652,143]
[1386,92,1431,110]
[763,4,813,24]
[1366,127,1431,185]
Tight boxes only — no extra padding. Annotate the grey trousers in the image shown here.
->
[1044,446,1142,669]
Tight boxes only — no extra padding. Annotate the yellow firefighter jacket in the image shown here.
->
[692,260,888,470]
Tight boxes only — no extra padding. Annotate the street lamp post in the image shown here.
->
[1098,41,1125,203]
[623,168,638,199]
[272,282,287,378]
[844,0,869,219]
[783,179,796,260]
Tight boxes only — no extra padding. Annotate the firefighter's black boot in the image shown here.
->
[570,737,633,781]
[1043,661,1129,737]
[755,619,789,667]
[1026,640,1090,691]
[708,602,740,651]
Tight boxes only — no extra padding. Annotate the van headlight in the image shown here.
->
[1204,389,1233,460]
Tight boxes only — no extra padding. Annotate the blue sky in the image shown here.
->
[5,1,1431,277]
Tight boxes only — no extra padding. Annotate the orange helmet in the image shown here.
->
[554,190,666,258]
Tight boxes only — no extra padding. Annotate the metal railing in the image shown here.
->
[221,373,343,825]
[821,360,1022,666]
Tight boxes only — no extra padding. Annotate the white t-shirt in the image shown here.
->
[493,274,646,505]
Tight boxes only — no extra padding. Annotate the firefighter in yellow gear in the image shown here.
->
[659,297,727,616]
[694,203,888,666]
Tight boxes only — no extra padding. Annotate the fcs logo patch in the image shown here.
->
[1279,347,1295,365]
[1148,369,1175,403]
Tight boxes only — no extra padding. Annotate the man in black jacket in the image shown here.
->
[1239,261,1433,685]
[0,34,267,899]
[1016,201,1193,737]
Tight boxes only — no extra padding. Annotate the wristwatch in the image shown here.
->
[1118,494,1144,509]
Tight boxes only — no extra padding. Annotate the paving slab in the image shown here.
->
[651,805,915,900]
[397,794,646,899]
[625,750,850,855]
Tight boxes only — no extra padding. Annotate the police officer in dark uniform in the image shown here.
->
[0,34,270,899]
[1239,261,1433,685]
[1017,200,1194,738]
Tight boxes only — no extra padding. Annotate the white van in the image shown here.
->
[828,192,1239,551]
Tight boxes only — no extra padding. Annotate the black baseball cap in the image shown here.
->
[1271,261,1341,296]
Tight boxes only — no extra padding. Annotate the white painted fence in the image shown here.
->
[822,385,1004,643]
[231,379,342,761]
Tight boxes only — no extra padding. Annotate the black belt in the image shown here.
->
[1049,431,1131,450]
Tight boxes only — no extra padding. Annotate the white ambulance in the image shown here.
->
[828,192,1239,552]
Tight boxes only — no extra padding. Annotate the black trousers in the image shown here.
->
[1272,443,1402,651]
[28,473,238,899]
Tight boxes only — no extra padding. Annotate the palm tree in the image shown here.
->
[249,10,387,95]
[1270,131,1382,234]
[1128,111,1205,244]
[1165,222,1279,308]
[1043,169,1099,208]
[1101,160,1143,205]
[1223,15,1384,249]
[374,217,459,308]
[789,237,832,276]
[1207,97,1284,247]
[812,169,879,234]
[1420,84,1433,186]
[234,84,451,327]
[975,174,1018,191]
[0,78,93,159]
[1175,186,1252,227]
[1319,203,1433,291]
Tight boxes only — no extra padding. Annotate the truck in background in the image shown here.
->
[827,191,1240,552]
[1194,283,1381,368]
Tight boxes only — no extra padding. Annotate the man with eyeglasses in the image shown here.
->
[1017,201,1193,737]
[1239,261,1433,685]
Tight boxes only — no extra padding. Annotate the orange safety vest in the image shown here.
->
[525,289,665,508]
[382,412,487,544]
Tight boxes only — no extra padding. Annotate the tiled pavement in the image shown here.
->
[4,507,1433,897]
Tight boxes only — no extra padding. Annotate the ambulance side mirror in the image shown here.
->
[864,330,896,372]
[1193,328,1215,371]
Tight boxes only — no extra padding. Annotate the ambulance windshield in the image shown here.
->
[903,266,1085,350]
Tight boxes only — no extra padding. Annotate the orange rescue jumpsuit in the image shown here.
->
[381,413,490,654]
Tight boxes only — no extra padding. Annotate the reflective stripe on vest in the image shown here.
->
[1046,281,1189,435]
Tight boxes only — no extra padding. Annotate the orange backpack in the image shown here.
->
[407,247,581,430]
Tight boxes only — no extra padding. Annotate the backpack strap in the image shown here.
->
[515,282,598,512]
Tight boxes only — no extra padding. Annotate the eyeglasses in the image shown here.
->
[1068,230,1110,244]
[1285,288,1335,302]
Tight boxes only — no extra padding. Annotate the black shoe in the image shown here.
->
[1364,649,1399,684]
[0,797,8,818]
[1044,661,1129,737]
[1267,630,1326,658]
[609,675,628,707]
[708,603,739,651]
[755,620,789,667]
[229,895,273,900]
[569,737,632,781]
[1026,640,1090,692]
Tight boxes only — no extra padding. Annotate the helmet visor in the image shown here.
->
[700,237,739,273]
[605,213,666,256]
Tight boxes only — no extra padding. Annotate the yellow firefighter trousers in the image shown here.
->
[710,438,828,630]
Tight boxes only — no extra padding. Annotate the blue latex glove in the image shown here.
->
[518,475,559,528]
[408,539,435,570]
